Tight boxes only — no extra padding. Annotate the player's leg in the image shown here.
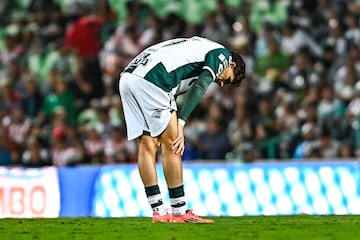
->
[159,111,183,188]
[159,111,214,223]
[137,134,159,187]
[137,135,169,222]
[158,111,186,216]
[119,73,168,222]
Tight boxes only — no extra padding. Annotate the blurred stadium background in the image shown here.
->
[0,0,360,218]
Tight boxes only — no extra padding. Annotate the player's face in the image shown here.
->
[215,62,236,87]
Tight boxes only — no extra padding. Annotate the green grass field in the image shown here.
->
[1,215,359,240]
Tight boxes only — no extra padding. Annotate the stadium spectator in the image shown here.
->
[318,43,343,83]
[21,136,50,167]
[162,12,187,39]
[83,123,105,164]
[255,97,277,136]
[65,12,104,58]
[196,116,232,160]
[226,97,254,160]
[229,35,254,77]
[103,125,136,163]
[324,17,347,57]
[307,126,341,159]
[96,102,113,138]
[286,48,318,94]
[280,21,322,57]
[21,74,44,119]
[139,12,163,48]
[293,122,318,159]
[99,53,124,97]
[0,25,25,67]
[49,41,77,85]
[346,81,360,122]
[0,129,11,165]
[250,0,288,33]
[215,0,235,33]
[344,13,360,47]
[50,125,83,166]
[231,14,257,54]
[117,25,142,59]
[255,35,290,78]
[0,78,21,119]
[274,93,301,158]
[111,12,139,57]
[317,85,346,138]
[2,104,32,164]
[201,12,230,46]
[338,143,354,158]
[70,54,104,111]
[38,71,77,124]
[6,60,24,95]
[333,45,360,95]
[64,123,86,162]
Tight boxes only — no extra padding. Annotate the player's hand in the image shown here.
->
[172,125,185,156]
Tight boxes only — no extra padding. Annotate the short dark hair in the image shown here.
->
[231,51,246,87]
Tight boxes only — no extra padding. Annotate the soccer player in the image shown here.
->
[119,36,246,223]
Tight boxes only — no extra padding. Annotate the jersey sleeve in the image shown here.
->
[203,48,232,80]
[178,70,213,122]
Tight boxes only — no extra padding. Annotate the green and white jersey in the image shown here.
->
[124,36,232,93]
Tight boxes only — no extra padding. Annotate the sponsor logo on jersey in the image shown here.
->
[151,109,162,119]
[218,53,225,61]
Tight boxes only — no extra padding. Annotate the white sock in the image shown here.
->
[148,193,166,215]
[170,196,187,216]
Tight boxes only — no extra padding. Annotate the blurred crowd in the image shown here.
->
[1,0,360,167]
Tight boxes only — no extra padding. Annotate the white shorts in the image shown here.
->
[119,72,177,140]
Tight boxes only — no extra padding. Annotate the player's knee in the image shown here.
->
[160,132,176,146]
[138,136,158,155]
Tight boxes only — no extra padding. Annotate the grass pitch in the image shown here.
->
[1,215,359,240]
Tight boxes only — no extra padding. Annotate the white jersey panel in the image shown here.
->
[172,76,198,96]
[129,37,225,77]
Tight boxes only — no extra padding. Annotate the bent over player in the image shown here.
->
[119,36,246,223]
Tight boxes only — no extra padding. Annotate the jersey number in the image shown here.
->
[127,39,188,70]
[128,52,150,68]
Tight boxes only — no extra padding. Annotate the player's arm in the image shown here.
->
[172,48,230,155]
[177,70,213,124]
[177,48,230,124]
[172,70,213,155]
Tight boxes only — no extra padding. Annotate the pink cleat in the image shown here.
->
[169,210,214,223]
[152,211,171,223]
